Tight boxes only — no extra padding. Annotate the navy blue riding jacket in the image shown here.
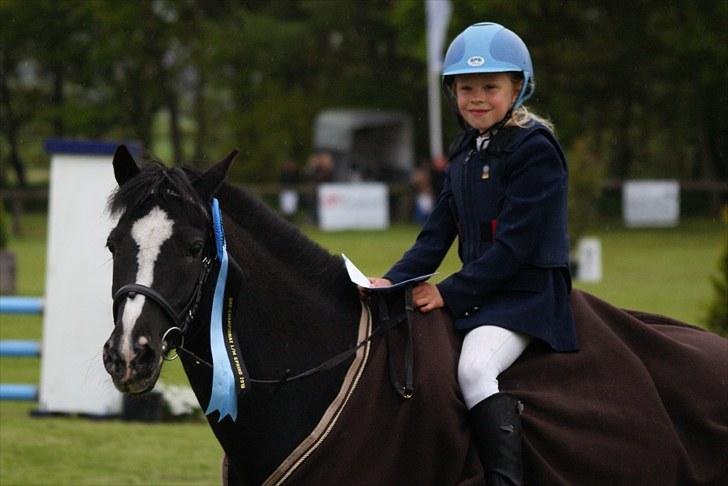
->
[385,122,578,352]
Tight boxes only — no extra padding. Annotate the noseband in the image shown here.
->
[112,255,214,359]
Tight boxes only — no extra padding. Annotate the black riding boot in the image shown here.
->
[470,392,524,486]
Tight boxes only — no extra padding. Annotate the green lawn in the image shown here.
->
[0,212,724,485]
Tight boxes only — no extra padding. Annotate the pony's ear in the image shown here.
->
[113,145,140,186]
[193,149,238,202]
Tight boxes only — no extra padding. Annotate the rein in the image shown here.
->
[113,251,415,394]
[174,295,414,391]
[112,201,416,399]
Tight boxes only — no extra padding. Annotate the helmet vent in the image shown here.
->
[490,29,529,70]
[443,35,465,67]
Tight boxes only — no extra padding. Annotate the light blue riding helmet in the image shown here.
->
[442,22,535,109]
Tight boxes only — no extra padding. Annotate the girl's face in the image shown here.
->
[454,72,521,133]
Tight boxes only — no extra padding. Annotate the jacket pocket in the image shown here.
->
[501,267,546,293]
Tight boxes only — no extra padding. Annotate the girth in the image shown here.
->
[371,287,416,399]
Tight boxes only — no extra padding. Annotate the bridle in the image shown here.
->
[112,253,214,361]
[111,214,416,398]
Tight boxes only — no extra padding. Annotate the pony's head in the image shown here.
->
[102,145,236,394]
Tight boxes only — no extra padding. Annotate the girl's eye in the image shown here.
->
[187,242,204,257]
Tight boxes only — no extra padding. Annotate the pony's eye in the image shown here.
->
[188,241,204,258]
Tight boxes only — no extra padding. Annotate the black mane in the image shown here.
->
[216,181,352,294]
[107,161,206,218]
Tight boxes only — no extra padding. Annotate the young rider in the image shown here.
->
[370,22,579,485]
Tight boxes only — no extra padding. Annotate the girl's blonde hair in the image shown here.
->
[505,105,555,133]
[505,72,555,133]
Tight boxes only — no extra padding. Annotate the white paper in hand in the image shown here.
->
[342,254,436,291]
[343,254,373,288]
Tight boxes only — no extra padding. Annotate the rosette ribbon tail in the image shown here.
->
[205,198,238,422]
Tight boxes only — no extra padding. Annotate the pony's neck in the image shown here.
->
[197,184,361,482]
[217,184,353,300]
[217,182,360,346]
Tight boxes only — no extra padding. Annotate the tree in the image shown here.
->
[704,218,728,337]
[1,0,724,186]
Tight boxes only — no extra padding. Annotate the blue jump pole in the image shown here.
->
[0,296,44,314]
[0,384,39,401]
[0,340,41,357]
[0,296,43,402]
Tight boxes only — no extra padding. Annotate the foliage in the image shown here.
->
[1,0,726,184]
[0,207,8,249]
[568,135,607,246]
[704,221,728,337]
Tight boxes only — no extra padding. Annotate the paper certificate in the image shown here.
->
[342,254,436,291]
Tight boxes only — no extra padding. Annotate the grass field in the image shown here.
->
[1,212,725,485]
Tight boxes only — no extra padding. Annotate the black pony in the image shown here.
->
[103,146,728,485]
[102,146,375,483]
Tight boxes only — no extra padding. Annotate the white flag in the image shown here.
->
[425,0,452,160]
[426,0,452,74]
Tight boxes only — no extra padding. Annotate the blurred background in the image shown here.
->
[2,0,725,185]
[0,1,726,484]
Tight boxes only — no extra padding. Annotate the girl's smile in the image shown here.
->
[454,72,520,133]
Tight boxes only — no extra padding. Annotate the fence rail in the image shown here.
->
[0,296,43,401]
[2,180,726,234]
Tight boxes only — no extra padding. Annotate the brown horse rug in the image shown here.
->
[248,289,728,485]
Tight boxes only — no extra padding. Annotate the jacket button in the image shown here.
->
[464,312,470,317]
[473,306,479,311]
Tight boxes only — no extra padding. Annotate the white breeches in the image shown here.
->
[458,325,531,410]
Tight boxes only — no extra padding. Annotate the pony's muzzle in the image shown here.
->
[103,338,161,393]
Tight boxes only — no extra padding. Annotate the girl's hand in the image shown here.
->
[412,283,444,313]
[357,278,392,301]
[368,278,392,288]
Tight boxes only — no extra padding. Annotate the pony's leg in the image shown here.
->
[458,326,529,486]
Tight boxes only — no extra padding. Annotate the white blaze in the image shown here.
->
[120,207,174,361]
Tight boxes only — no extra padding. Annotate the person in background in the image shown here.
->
[303,151,334,224]
[279,158,300,221]
[412,162,434,225]
[368,22,578,485]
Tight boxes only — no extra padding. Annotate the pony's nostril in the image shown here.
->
[103,344,126,375]
[134,342,156,369]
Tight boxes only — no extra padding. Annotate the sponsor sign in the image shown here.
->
[318,183,389,231]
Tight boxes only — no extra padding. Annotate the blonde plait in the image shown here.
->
[505,106,555,133]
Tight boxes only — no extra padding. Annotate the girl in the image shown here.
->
[370,22,578,485]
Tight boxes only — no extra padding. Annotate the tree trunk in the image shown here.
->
[167,91,183,165]
[193,70,207,167]
[614,98,633,179]
[0,58,27,188]
[704,103,726,181]
[52,65,65,137]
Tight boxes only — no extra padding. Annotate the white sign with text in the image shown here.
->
[623,180,680,227]
[318,183,389,231]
